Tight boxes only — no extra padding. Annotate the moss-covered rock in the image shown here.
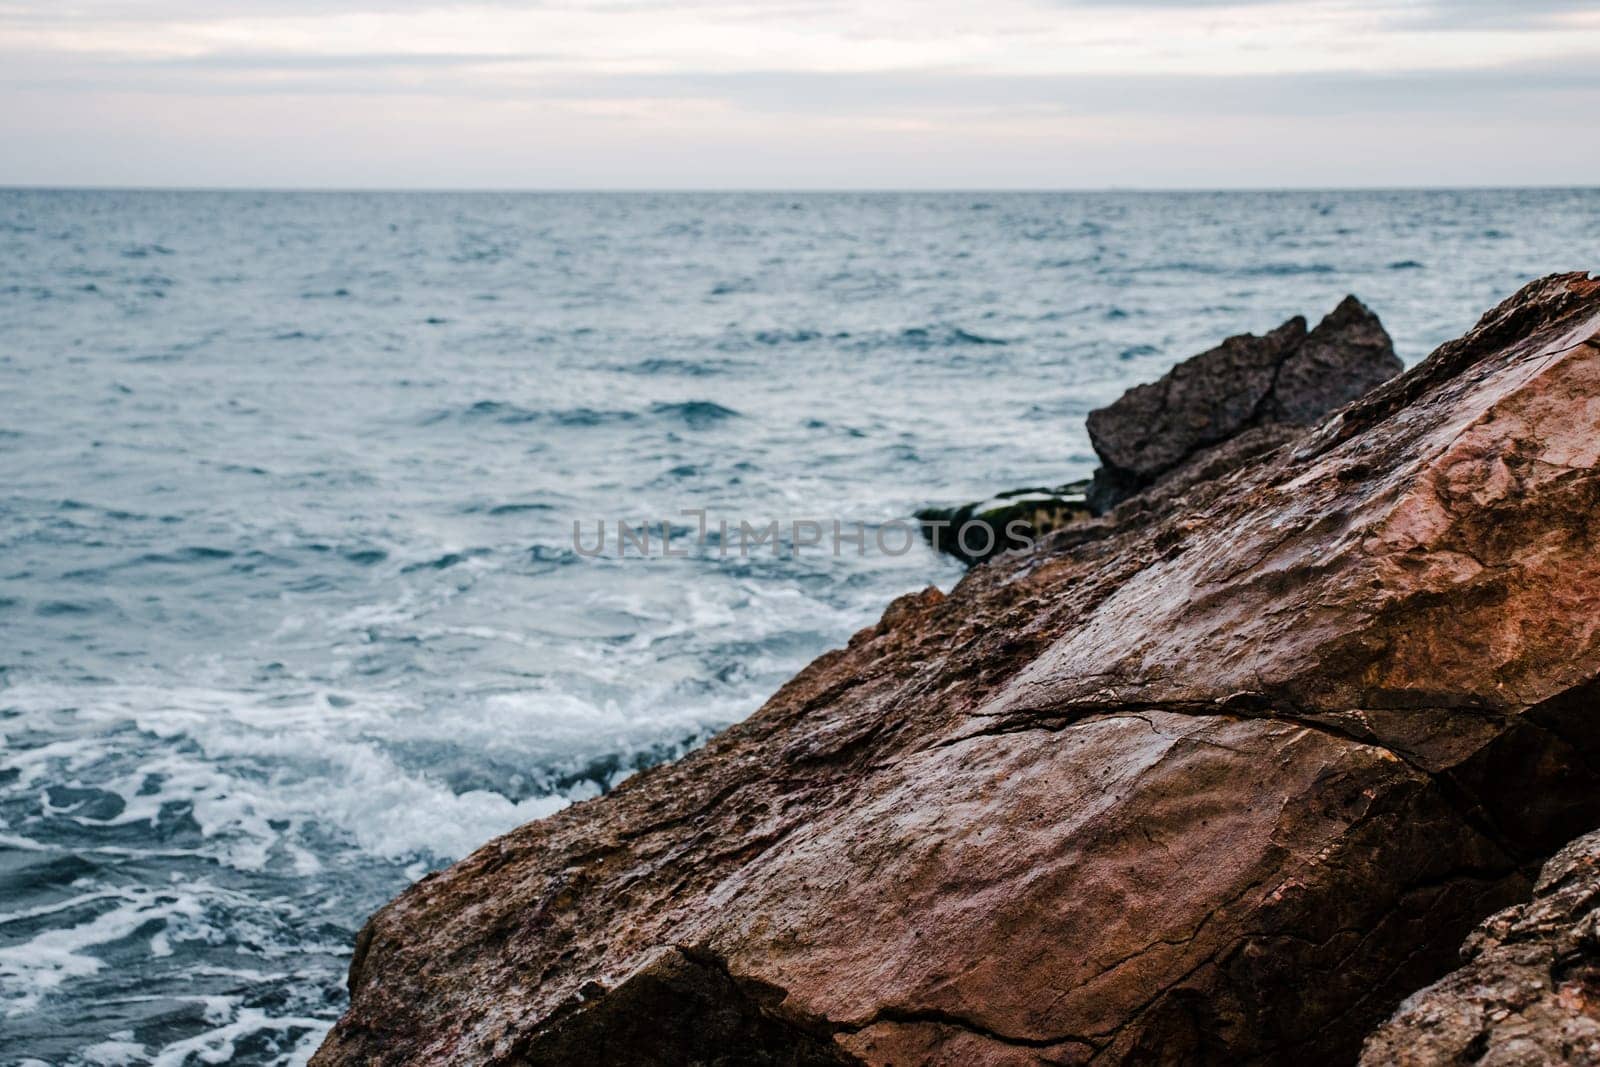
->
[915,481,1091,564]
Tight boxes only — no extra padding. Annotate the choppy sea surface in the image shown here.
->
[1,188,1596,1064]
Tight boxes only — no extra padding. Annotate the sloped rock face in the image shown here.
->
[1085,295,1401,512]
[314,274,1600,1067]
[1361,829,1600,1066]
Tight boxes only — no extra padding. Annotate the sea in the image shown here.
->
[1,188,1595,1065]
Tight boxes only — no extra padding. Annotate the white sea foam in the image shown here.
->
[147,1006,331,1067]
[0,889,206,1015]
[80,1033,147,1066]
[2,682,603,863]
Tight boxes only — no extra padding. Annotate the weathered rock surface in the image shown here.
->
[315,273,1600,1067]
[1085,295,1401,512]
[1362,829,1600,1066]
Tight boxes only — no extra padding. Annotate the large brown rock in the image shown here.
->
[1085,295,1401,512]
[1361,829,1600,1066]
[314,273,1600,1067]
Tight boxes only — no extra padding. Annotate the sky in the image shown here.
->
[2,0,1598,189]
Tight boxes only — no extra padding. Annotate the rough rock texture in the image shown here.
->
[1362,830,1600,1066]
[1085,295,1401,512]
[315,273,1600,1067]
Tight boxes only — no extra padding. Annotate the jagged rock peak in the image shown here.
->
[1085,295,1401,511]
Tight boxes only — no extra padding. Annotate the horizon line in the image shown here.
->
[3,182,1599,196]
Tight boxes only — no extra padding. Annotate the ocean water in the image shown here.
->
[1,188,1595,1064]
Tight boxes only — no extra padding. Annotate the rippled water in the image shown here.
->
[2,188,1596,1064]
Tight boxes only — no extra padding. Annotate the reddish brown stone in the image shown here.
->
[314,273,1600,1067]
[1361,829,1600,1066]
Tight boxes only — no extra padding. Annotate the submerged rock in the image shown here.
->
[1361,829,1600,1066]
[1085,295,1401,512]
[315,273,1600,1067]
[914,481,1091,564]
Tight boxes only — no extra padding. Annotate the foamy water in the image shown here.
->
[2,188,1596,1064]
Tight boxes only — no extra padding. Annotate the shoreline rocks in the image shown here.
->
[1085,294,1401,512]
[1361,829,1600,1065]
[315,273,1600,1067]
[918,296,1402,565]
[914,481,1091,565]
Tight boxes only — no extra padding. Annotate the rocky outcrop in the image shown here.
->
[919,299,1400,564]
[1361,829,1600,1066]
[1085,295,1401,512]
[315,273,1600,1067]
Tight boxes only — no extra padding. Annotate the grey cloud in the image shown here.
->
[5,51,1597,121]
[1390,1,1598,30]
[475,60,1600,118]
[0,0,808,18]
[156,52,551,71]
[1,0,1590,30]
[1056,0,1594,31]
[625,65,1600,131]
[1058,0,1286,5]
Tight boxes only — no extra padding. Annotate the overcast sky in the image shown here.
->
[3,0,1598,189]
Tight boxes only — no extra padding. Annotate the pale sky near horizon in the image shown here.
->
[2,0,1599,189]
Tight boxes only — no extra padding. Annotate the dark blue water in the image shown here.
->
[1,188,1595,1065]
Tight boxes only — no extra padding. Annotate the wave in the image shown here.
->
[887,326,1009,349]
[0,886,206,1015]
[400,548,493,573]
[134,546,235,565]
[426,398,745,431]
[482,502,556,516]
[711,329,841,354]
[648,400,740,427]
[751,328,823,346]
[546,407,639,427]
[429,400,637,427]
[608,357,739,377]
[1239,263,1338,277]
[34,599,102,617]
[1110,261,1336,278]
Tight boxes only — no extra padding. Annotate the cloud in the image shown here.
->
[1058,0,1285,6]
[155,51,551,71]
[0,0,1597,186]
[6,47,1596,122]
[4,80,1596,189]
[1380,0,1600,30]
[1059,0,1593,19]
[7,0,1598,80]
[749,60,1600,116]
[0,0,798,18]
